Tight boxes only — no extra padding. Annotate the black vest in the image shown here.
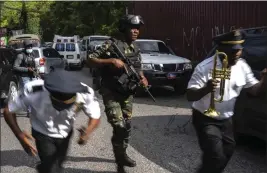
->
[100,38,142,94]
[100,38,141,79]
[21,52,35,68]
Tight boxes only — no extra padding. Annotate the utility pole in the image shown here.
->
[125,6,128,15]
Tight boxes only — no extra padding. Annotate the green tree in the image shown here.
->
[39,1,126,41]
[0,1,53,37]
[1,1,127,41]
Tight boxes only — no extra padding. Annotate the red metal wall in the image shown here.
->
[129,1,267,62]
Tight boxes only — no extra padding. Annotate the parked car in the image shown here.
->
[52,35,86,70]
[82,35,110,73]
[0,48,19,108]
[206,27,267,141]
[82,35,110,54]
[32,47,65,77]
[7,34,41,52]
[135,39,193,93]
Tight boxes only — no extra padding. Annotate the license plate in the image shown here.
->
[167,73,176,79]
[67,55,73,59]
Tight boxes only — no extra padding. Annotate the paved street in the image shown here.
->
[1,67,266,173]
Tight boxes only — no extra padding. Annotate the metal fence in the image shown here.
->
[129,1,267,62]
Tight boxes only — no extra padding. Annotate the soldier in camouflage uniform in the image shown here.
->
[87,15,148,173]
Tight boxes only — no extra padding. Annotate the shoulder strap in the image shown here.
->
[109,38,125,57]
[132,42,141,55]
[20,52,26,66]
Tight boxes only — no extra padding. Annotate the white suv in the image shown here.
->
[32,47,65,76]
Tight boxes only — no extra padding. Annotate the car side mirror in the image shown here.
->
[60,55,64,59]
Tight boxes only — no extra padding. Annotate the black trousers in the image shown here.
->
[192,109,236,173]
[32,128,73,173]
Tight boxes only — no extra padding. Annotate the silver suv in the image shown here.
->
[32,47,65,76]
[135,39,193,94]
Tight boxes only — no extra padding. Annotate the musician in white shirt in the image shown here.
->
[3,69,101,173]
[186,30,266,173]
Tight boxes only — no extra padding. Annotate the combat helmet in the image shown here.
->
[118,14,144,32]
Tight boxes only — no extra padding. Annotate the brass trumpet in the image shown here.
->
[204,50,231,117]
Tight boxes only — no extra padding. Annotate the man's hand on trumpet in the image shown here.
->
[206,79,220,93]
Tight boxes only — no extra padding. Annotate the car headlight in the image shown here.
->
[141,63,153,70]
[183,63,192,70]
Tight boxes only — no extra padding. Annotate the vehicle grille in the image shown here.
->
[154,63,184,72]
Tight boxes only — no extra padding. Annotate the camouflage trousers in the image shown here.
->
[100,87,133,152]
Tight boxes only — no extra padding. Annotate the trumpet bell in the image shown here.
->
[204,108,220,117]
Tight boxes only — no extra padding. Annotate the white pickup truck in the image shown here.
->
[135,39,193,94]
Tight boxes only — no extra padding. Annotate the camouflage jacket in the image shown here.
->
[88,38,142,79]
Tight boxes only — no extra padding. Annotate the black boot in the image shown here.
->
[122,120,136,167]
[113,147,136,168]
[121,149,136,167]
[117,165,127,173]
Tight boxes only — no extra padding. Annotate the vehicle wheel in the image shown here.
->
[8,82,18,103]
[65,65,70,71]
[173,84,187,95]
[78,62,84,70]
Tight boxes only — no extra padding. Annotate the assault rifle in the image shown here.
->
[110,38,156,102]
[32,68,41,79]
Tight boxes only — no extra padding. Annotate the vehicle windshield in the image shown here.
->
[8,39,40,49]
[89,40,107,47]
[135,41,172,54]
[90,37,109,42]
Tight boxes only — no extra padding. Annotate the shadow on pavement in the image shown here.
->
[64,168,116,173]
[130,114,266,173]
[135,86,190,108]
[66,156,114,164]
[0,149,115,172]
[64,67,191,108]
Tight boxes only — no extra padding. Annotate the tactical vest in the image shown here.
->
[99,38,142,95]
[21,52,35,68]
[100,38,141,79]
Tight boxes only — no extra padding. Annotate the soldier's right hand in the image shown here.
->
[206,79,220,93]
[18,131,37,156]
[28,67,34,72]
[111,58,124,68]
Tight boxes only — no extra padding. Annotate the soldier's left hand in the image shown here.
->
[140,76,148,87]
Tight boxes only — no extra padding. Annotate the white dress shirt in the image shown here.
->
[187,55,259,120]
[9,80,101,138]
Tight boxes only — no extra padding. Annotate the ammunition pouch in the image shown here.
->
[117,73,138,94]
[107,73,138,95]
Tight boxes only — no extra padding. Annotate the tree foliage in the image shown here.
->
[1,1,127,41]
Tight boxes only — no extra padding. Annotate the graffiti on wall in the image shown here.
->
[182,25,239,61]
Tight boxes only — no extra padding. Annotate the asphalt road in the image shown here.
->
[1,67,266,173]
